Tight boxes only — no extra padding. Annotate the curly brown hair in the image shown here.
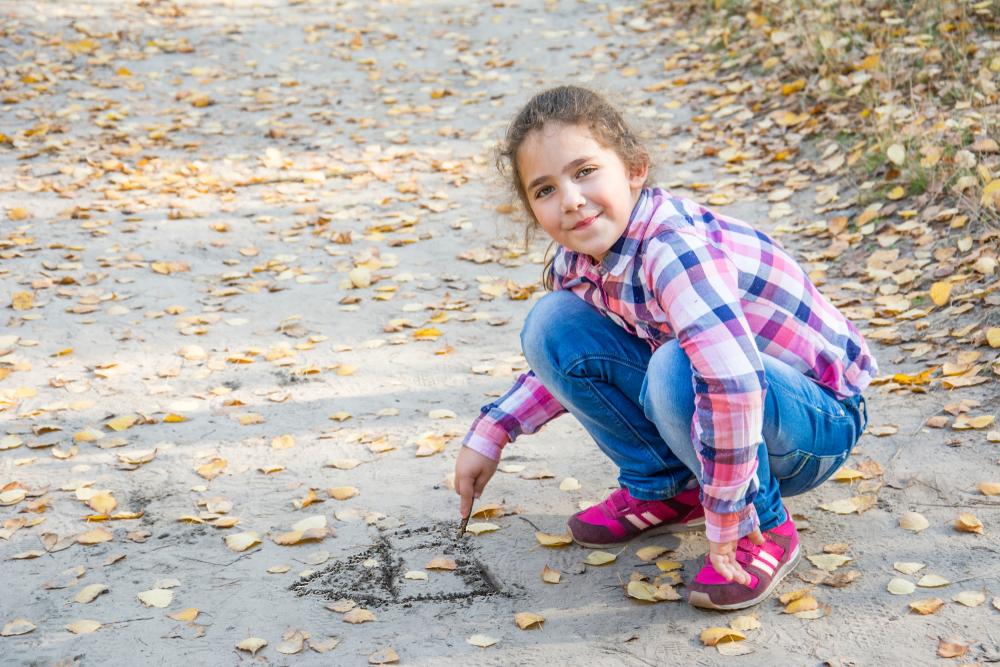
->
[497,86,652,288]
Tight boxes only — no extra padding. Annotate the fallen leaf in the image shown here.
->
[700,626,745,646]
[368,647,399,664]
[893,562,925,575]
[425,557,457,571]
[66,619,101,634]
[225,532,261,552]
[1,619,35,636]
[308,637,340,653]
[236,637,267,656]
[583,550,617,566]
[558,477,581,491]
[784,595,819,613]
[729,615,761,632]
[807,553,852,571]
[277,629,308,654]
[909,598,945,615]
[74,583,110,604]
[954,512,983,534]
[514,611,545,629]
[465,522,500,536]
[137,588,173,608]
[467,634,499,648]
[535,531,572,546]
[635,545,671,562]
[404,570,427,581]
[917,574,950,588]
[196,458,227,480]
[541,565,561,583]
[887,578,916,595]
[899,512,929,532]
[168,608,199,622]
[938,639,968,659]
[326,485,359,501]
[343,608,375,624]
[77,528,114,545]
[953,591,986,607]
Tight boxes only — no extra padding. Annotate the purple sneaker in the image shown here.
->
[687,513,801,610]
[567,487,705,548]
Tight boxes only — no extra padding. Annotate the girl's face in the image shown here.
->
[517,122,647,261]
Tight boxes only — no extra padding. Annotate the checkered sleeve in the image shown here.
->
[645,229,766,543]
[462,371,567,461]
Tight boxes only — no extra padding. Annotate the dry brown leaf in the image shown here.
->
[343,608,375,624]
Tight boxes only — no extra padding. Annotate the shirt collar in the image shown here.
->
[597,187,649,276]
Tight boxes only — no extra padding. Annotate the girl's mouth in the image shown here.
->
[572,215,598,231]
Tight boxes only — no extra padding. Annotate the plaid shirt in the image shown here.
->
[463,188,878,542]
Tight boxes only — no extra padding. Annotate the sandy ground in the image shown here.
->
[2,1,999,666]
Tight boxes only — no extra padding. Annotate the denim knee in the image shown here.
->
[520,291,581,374]
[640,341,691,429]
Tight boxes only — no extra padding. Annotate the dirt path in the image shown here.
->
[2,1,998,665]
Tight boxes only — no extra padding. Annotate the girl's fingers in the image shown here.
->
[457,477,475,518]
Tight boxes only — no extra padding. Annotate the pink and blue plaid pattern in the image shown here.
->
[463,188,878,542]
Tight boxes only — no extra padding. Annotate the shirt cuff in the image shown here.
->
[703,504,759,544]
[461,431,506,462]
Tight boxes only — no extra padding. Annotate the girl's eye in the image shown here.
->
[577,166,596,178]
[534,185,553,198]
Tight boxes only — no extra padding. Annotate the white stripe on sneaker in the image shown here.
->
[750,557,776,576]
[640,511,662,526]
[758,550,780,569]
[624,514,649,530]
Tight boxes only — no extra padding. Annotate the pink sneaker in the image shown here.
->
[687,513,800,610]
[567,487,705,548]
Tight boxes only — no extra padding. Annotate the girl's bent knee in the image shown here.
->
[520,291,583,365]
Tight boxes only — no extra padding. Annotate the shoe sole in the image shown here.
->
[687,544,801,611]
[571,516,706,549]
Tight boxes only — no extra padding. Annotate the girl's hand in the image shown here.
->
[708,528,765,586]
[454,446,498,519]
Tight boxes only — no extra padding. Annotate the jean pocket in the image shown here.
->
[771,449,850,497]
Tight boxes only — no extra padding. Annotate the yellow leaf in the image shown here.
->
[929,282,952,306]
[514,612,544,630]
[412,327,442,340]
[558,477,581,491]
[137,588,173,608]
[87,492,117,515]
[168,607,199,622]
[899,511,929,532]
[106,414,137,432]
[627,580,659,602]
[887,185,905,200]
[953,591,986,607]
[655,560,684,572]
[163,413,187,423]
[77,528,114,545]
[541,565,561,583]
[425,557,457,571]
[2,619,36,636]
[978,481,1000,496]
[887,144,906,166]
[534,531,572,547]
[887,578,916,595]
[636,545,671,562]
[781,78,806,95]
[784,595,818,613]
[66,619,102,634]
[466,634,498,648]
[465,522,500,536]
[8,207,30,221]
[271,434,295,449]
[328,486,359,500]
[981,179,1000,209]
[225,532,260,552]
[917,573,950,587]
[74,583,110,604]
[11,292,34,311]
[700,626,746,646]
[954,512,983,534]
[583,550,617,566]
[343,608,376,624]
[909,597,944,614]
[236,638,268,655]
[196,457,227,480]
[831,467,864,482]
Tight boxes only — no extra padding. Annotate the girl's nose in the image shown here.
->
[562,184,585,212]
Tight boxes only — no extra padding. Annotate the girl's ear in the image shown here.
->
[628,160,649,190]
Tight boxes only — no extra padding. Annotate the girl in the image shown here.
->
[454,86,876,610]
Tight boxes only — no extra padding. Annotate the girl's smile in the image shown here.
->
[517,122,647,261]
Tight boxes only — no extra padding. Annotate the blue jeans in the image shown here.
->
[521,291,869,532]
